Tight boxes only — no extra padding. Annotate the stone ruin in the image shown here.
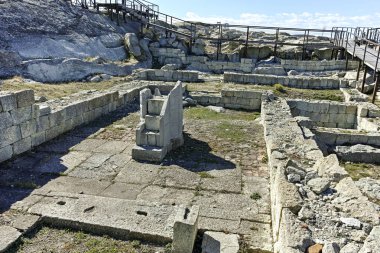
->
[132,81,184,162]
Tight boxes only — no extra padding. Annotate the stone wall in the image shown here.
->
[224,72,347,89]
[0,87,142,163]
[137,69,199,82]
[262,97,378,252]
[287,99,358,129]
[281,59,359,72]
[315,128,380,146]
[190,89,266,110]
[150,46,256,74]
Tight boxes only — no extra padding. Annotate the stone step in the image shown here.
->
[145,115,161,131]
[140,130,161,146]
[132,145,167,162]
[148,98,165,115]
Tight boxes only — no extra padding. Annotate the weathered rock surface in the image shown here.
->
[359,226,380,253]
[125,33,142,58]
[335,144,380,164]
[307,178,330,194]
[355,177,380,202]
[24,58,132,83]
[0,0,140,81]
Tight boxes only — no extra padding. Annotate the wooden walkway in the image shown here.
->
[345,39,380,72]
[333,27,380,102]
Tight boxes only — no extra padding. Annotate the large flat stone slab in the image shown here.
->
[0,225,21,252]
[27,192,180,243]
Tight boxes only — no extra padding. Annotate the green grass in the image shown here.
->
[274,83,286,93]
[342,162,379,181]
[185,107,260,121]
[250,192,262,200]
[198,172,215,178]
[214,122,248,143]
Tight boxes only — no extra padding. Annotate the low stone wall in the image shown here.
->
[0,87,142,163]
[224,72,347,89]
[315,127,380,146]
[190,89,266,110]
[189,58,255,74]
[281,59,359,72]
[287,99,358,129]
[262,97,378,252]
[137,69,199,82]
[150,46,256,74]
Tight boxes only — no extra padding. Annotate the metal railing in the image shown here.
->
[332,27,380,71]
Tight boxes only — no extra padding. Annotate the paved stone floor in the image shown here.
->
[0,105,272,252]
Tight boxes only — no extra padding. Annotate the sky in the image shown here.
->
[152,0,380,29]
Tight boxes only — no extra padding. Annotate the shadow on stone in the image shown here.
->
[162,132,236,172]
[0,105,139,213]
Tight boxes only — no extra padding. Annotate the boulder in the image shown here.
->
[312,48,333,60]
[240,45,273,60]
[340,243,360,253]
[191,39,206,56]
[359,226,380,253]
[125,33,142,58]
[313,155,348,182]
[307,178,330,194]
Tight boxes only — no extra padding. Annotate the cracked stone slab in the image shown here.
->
[114,161,161,185]
[94,140,129,154]
[99,182,147,200]
[26,192,182,243]
[0,225,22,252]
[200,175,241,193]
[153,166,201,190]
[34,176,112,196]
[137,185,195,206]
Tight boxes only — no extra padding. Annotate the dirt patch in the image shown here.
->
[8,226,169,253]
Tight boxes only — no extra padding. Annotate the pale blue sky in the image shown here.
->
[153,0,380,29]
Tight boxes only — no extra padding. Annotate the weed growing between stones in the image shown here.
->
[250,192,262,200]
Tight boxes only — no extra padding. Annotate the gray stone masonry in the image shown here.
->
[133,81,184,162]
[281,59,359,72]
[261,97,378,253]
[224,72,347,89]
[137,69,199,82]
[287,99,358,129]
[0,85,145,164]
[190,89,267,111]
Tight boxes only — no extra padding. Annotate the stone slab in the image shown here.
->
[27,192,181,243]
[0,225,21,253]
[202,231,240,253]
